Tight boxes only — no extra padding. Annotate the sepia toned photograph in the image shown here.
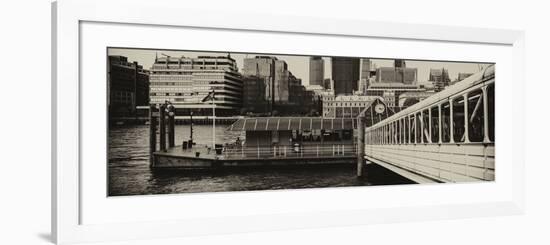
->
[107,47,495,196]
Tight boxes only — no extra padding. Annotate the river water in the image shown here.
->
[108,125,414,196]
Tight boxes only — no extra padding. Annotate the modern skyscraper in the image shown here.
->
[243,56,292,105]
[332,57,360,95]
[309,56,324,87]
[274,60,290,103]
[242,56,276,104]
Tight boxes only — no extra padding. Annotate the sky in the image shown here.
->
[108,48,493,86]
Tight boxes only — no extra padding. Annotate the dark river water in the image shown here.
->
[108,125,414,196]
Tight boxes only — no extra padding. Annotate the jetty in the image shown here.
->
[149,104,359,169]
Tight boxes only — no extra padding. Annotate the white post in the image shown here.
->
[317,145,319,157]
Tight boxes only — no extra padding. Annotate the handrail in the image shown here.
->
[222,143,357,159]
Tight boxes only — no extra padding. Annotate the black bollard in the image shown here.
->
[159,104,166,152]
[168,104,175,148]
[149,104,157,167]
[357,116,366,177]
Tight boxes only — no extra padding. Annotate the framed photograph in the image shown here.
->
[52,0,525,244]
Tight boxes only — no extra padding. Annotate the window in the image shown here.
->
[467,89,484,142]
[430,106,440,143]
[441,102,451,143]
[453,97,465,143]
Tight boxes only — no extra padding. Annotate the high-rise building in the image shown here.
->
[242,75,268,113]
[108,55,149,118]
[243,56,293,105]
[309,56,324,87]
[274,60,290,103]
[242,56,276,104]
[374,67,417,84]
[332,57,360,95]
[149,54,242,116]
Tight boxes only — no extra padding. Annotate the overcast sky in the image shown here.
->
[109,48,492,86]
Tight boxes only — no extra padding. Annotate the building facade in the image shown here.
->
[149,55,242,116]
[309,56,325,87]
[242,56,291,105]
[366,83,425,110]
[108,55,149,118]
[332,57,360,95]
[322,94,381,118]
[274,60,290,103]
[242,75,268,113]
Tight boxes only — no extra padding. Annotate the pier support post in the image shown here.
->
[159,104,166,152]
[189,111,193,148]
[149,104,157,167]
[357,116,366,177]
[168,104,175,148]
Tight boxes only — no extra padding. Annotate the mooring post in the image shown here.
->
[159,104,166,152]
[357,116,366,177]
[168,104,175,148]
[149,104,157,167]
[189,111,193,148]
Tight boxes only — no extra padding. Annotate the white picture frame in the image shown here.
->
[52,0,525,244]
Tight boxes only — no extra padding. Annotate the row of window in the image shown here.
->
[324,102,371,107]
[366,84,494,144]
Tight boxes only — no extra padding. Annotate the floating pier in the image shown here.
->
[149,105,359,169]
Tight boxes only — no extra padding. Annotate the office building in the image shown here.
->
[366,83,425,110]
[274,60,290,103]
[149,54,242,116]
[242,75,268,113]
[242,56,291,105]
[322,94,381,118]
[108,55,149,118]
[332,57,360,95]
[309,56,325,87]
[375,67,418,84]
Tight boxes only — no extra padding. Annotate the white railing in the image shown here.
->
[222,143,357,160]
